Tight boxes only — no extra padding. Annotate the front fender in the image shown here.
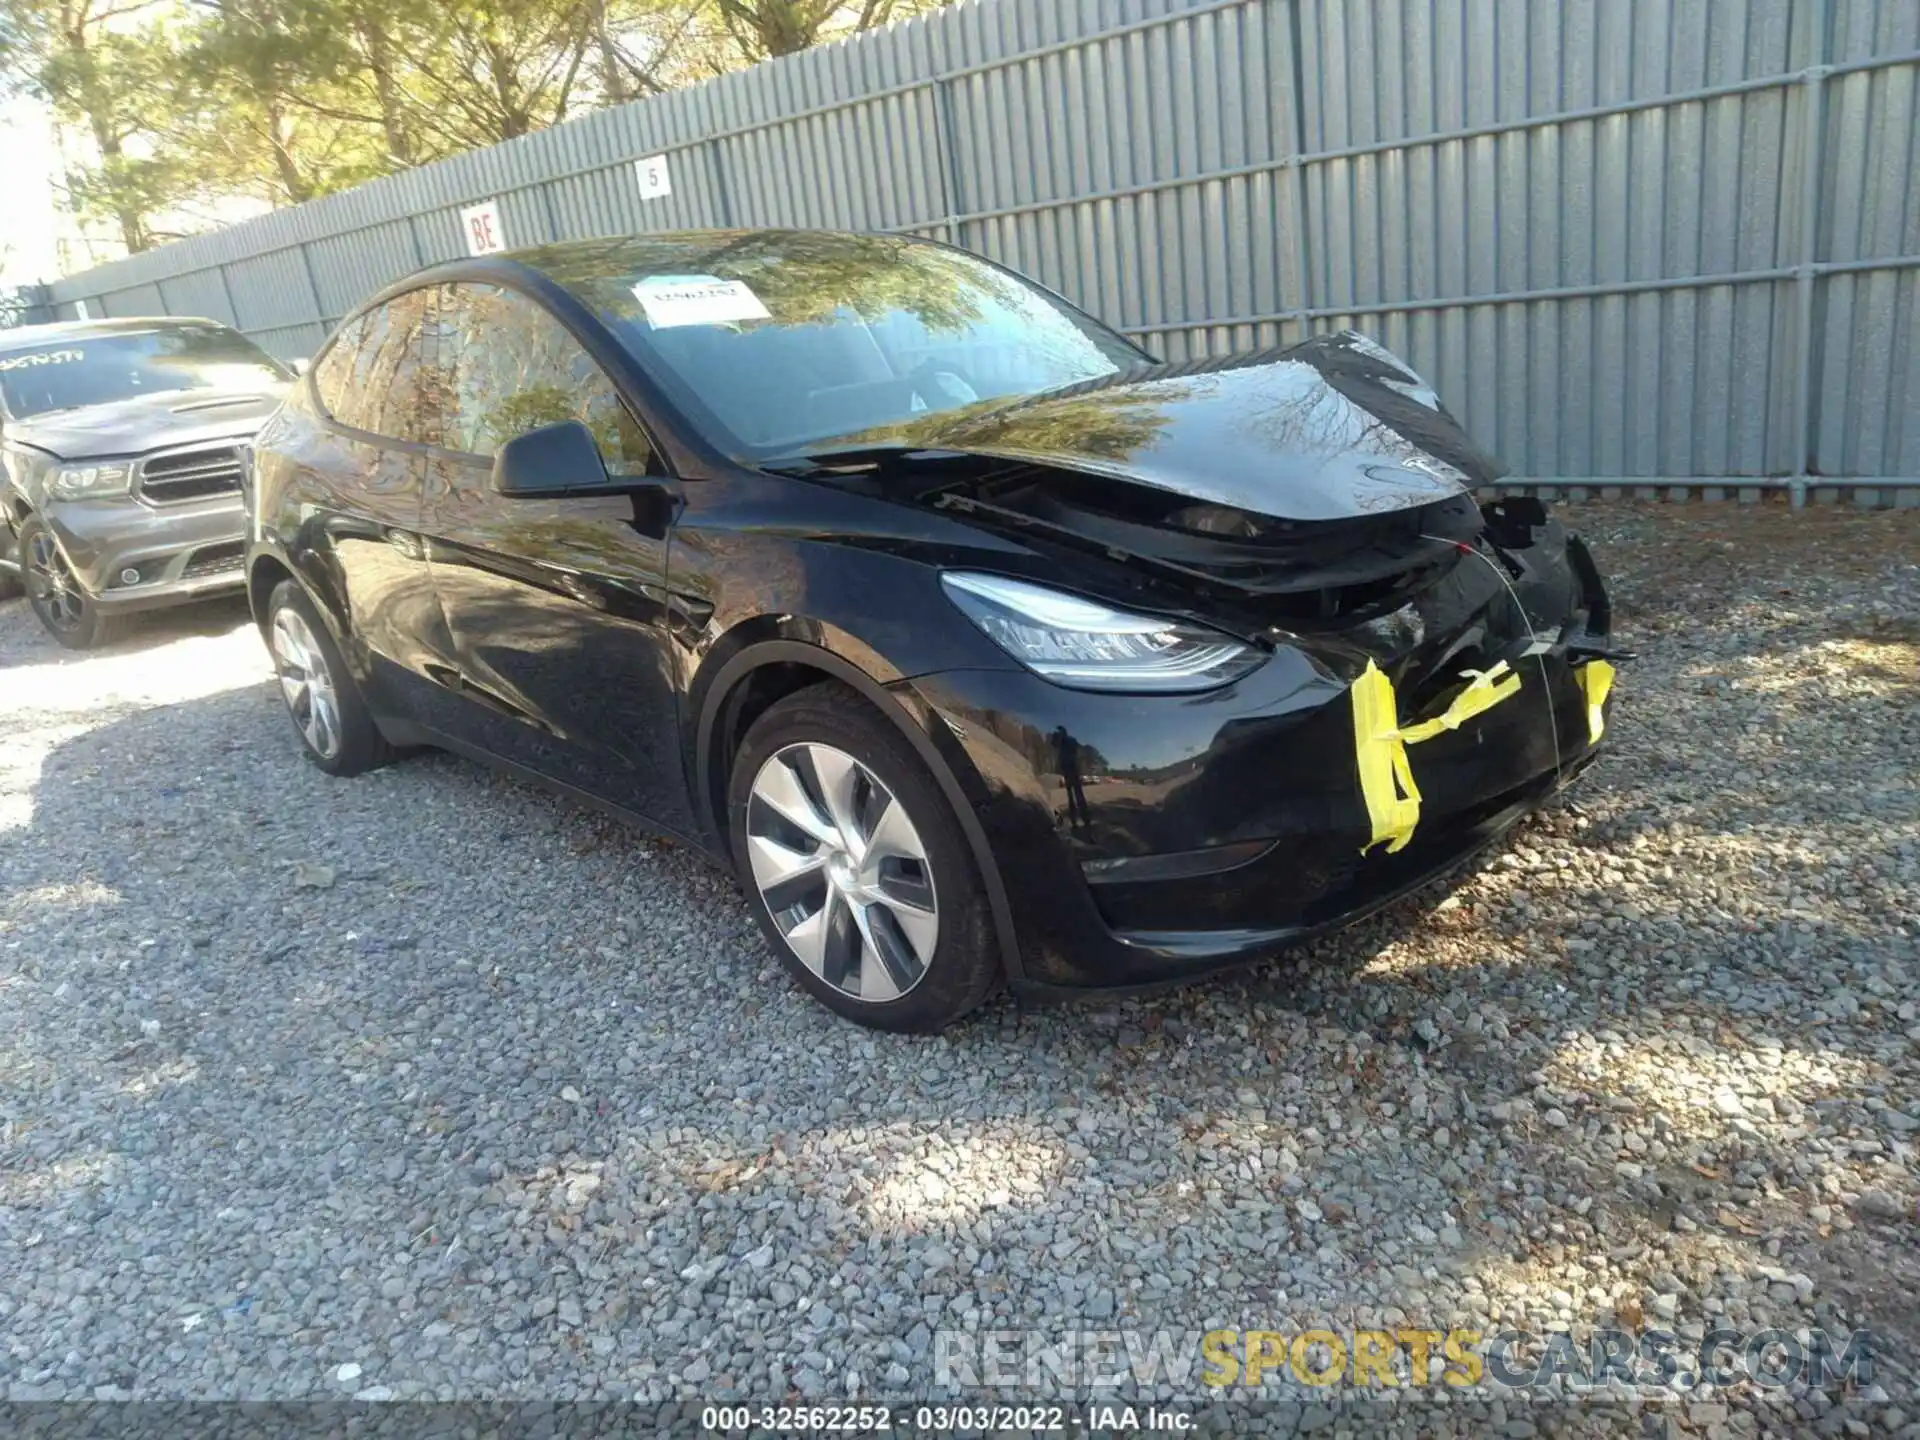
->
[689,631,1026,984]
[245,535,352,655]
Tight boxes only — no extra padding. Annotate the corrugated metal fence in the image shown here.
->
[43,0,1920,502]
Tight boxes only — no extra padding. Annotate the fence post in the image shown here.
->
[296,241,328,349]
[1788,1,1830,510]
[929,74,964,244]
[708,139,738,227]
[216,265,243,331]
[1282,0,1317,345]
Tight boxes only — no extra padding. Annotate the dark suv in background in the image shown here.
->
[0,317,291,647]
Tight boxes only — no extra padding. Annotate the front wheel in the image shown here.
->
[18,514,122,649]
[0,517,23,601]
[265,579,391,776]
[727,682,1002,1032]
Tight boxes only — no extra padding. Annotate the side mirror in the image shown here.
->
[491,419,611,498]
[289,357,311,376]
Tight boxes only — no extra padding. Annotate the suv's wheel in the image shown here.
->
[18,513,123,649]
[728,681,1002,1032]
[266,579,391,776]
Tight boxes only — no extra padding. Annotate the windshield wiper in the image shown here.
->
[170,393,275,413]
[757,445,978,478]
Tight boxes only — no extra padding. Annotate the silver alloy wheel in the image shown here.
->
[746,742,940,1003]
[271,606,342,760]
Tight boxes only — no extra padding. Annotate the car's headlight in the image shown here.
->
[48,463,133,500]
[941,572,1262,692]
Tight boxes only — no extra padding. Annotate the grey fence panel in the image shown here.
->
[1813,0,1920,478]
[153,269,234,325]
[99,283,166,317]
[305,220,422,322]
[41,0,1920,494]
[222,248,324,335]
[246,319,334,359]
[1279,0,1802,480]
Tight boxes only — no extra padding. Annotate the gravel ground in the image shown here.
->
[0,501,1915,1435]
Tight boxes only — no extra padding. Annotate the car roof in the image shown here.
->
[502,228,945,288]
[348,228,944,332]
[0,316,223,353]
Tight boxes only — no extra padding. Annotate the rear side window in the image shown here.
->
[310,313,367,419]
[320,289,445,447]
[437,283,652,474]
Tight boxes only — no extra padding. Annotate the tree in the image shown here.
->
[4,0,963,265]
[390,0,595,148]
[342,0,416,165]
[592,0,719,101]
[711,0,919,62]
[0,0,176,251]
[172,0,389,205]
[188,0,444,172]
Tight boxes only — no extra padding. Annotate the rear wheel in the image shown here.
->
[18,514,122,649]
[728,682,1001,1032]
[265,579,391,776]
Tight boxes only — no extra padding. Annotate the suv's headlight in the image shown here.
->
[48,463,132,500]
[941,572,1262,692]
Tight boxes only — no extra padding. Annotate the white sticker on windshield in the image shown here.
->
[632,275,770,329]
[0,349,83,371]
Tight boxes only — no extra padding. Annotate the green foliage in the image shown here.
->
[0,0,956,265]
[712,0,925,62]
[480,384,577,447]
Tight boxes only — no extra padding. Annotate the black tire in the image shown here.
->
[17,513,124,649]
[0,516,22,601]
[727,680,1002,1032]
[264,579,392,777]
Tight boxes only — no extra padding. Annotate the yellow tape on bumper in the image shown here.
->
[1577,659,1616,744]
[1351,659,1524,855]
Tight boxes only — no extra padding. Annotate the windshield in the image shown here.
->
[0,326,289,419]
[559,234,1149,458]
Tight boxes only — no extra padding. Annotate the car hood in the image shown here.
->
[4,387,286,461]
[840,332,1501,523]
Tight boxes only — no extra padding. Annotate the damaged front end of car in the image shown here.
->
[774,333,1629,987]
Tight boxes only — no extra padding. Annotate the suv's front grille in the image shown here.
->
[138,446,244,504]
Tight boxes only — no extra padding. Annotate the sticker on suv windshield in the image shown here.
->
[0,349,83,371]
[632,276,770,329]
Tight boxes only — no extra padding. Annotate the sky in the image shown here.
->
[0,97,66,287]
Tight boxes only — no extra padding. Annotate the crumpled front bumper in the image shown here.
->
[1080,664,1606,972]
[42,495,247,612]
[901,514,1620,994]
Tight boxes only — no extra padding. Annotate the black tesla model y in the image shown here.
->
[245,229,1623,1031]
